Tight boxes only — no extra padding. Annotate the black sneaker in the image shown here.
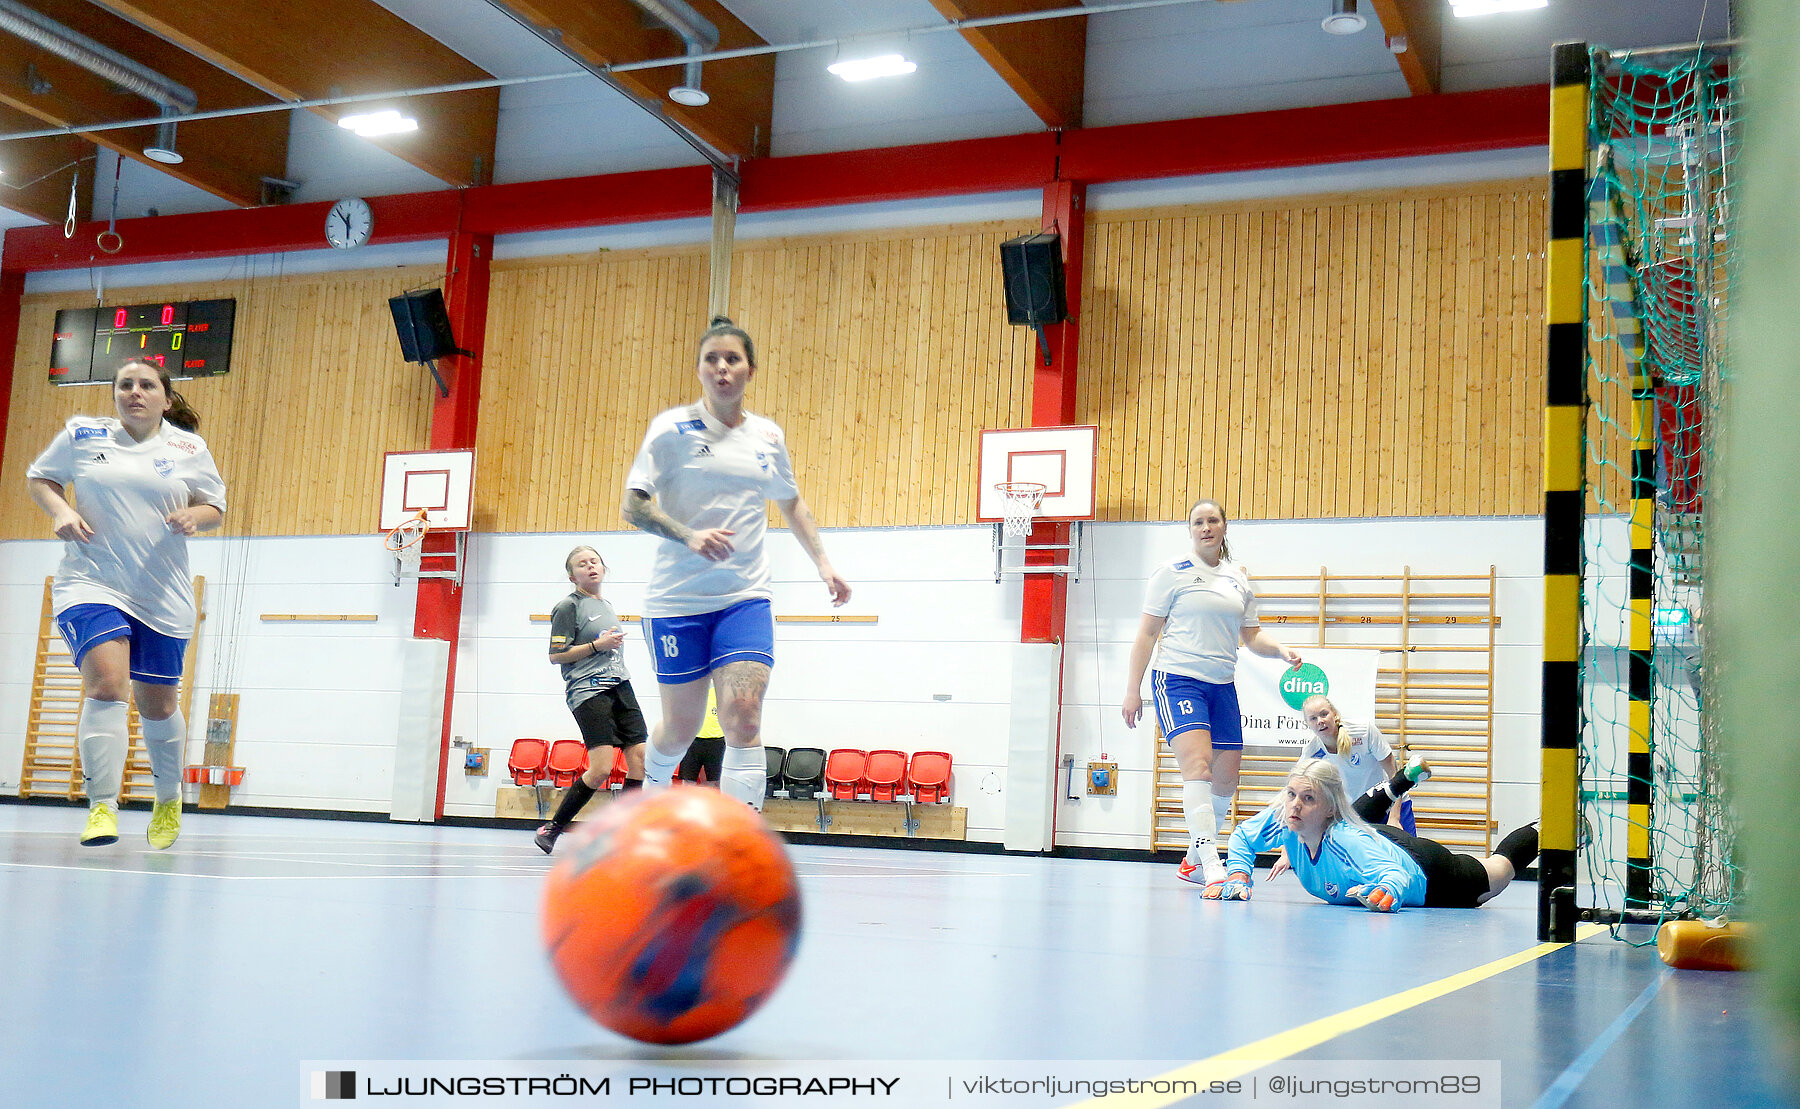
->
[534,823,561,855]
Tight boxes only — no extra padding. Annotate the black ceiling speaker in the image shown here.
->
[388,289,461,363]
[999,232,1068,327]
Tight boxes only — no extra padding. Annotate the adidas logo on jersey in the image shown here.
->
[89,453,108,464]
[694,444,713,456]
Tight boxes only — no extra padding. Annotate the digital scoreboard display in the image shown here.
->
[49,298,236,384]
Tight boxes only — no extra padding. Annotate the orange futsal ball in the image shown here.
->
[541,786,802,1044]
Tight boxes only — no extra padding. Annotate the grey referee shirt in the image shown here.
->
[548,591,629,709]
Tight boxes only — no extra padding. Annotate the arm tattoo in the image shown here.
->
[622,489,695,544]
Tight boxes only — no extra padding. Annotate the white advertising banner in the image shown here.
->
[1234,647,1380,751]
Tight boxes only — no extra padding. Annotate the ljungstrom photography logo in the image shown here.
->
[311,1071,356,1100]
[1279,662,1330,711]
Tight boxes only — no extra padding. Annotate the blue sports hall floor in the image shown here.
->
[0,802,1791,1109]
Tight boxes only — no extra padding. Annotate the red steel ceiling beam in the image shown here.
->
[2,85,1548,272]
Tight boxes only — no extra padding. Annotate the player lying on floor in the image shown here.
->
[1205,758,1539,911]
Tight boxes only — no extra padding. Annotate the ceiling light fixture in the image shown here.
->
[338,109,418,138]
[827,54,918,82]
[1321,0,1366,34]
[1451,0,1548,15]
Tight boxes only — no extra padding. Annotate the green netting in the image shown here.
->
[1579,43,1741,940]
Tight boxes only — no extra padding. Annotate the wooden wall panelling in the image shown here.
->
[7,183,1551,541]
[1351,201,1375,520]
[1274,209,1303,522]
[1075,180,1551,523]
[1171,214,1198,517]
[1378,199,1402,517]
[1155,215,1179,508]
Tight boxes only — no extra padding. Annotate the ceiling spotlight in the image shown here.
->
[338,110,418,138]
[827,54,918,82]
[143,120,182,164]
[669,85,710,107]
[1322,0,1367,34]
[1452,0,1548,14]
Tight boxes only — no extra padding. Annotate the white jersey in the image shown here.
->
[1141,555,1260,684]
[625,402,800,618]
[28,416,228,637]
[1295,721,1394,801]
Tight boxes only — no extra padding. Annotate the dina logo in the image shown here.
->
[1279,663,1330,711]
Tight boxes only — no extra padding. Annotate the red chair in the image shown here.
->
[546,740,589,788]
[824,749,868,800]
[907,751,952,802]
[507,739,549,786]
[606,747,629,789]
[864,750,908,802]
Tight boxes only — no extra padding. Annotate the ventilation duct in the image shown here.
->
[0,0,196,162]
[630,0,719,106]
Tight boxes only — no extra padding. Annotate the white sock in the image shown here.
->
[719,744,767,812]
[140,709,186,804]
[1212,791,1233,833]
[1188,781,1216,856]
[641,739,687,791]
[1182,779,1216,842]
[78,698,129,807]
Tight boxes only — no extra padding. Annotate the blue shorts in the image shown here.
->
[642,599,774,684]
[55,603,187,685]
[1151,671,1244,749]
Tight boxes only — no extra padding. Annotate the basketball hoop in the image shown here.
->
[995,482,1046,539]
[385,509,429,583]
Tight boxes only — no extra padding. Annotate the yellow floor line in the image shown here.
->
[1068,923,1608,1109]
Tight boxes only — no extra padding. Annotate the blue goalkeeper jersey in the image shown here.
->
[1226,801,1428,908]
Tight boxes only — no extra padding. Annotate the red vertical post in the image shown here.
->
[1020,180,1085,644]
[0,268,27,457]
[416,219,493,818]
[1019,179,1085,851]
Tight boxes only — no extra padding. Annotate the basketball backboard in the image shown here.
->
[379,449,474,532]
[976,425,1097,523]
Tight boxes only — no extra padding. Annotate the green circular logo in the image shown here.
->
[1279,663,1331,711]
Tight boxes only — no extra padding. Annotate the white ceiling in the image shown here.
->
[0,0,1731,238]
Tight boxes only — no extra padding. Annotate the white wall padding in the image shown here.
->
[1003,642,1062,853]
[391,637,450,822]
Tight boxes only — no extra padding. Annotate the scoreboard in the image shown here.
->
[49,299,236,384]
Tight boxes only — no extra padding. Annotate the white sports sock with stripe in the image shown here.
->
[78,698,129,807]
[719,744,767,811]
